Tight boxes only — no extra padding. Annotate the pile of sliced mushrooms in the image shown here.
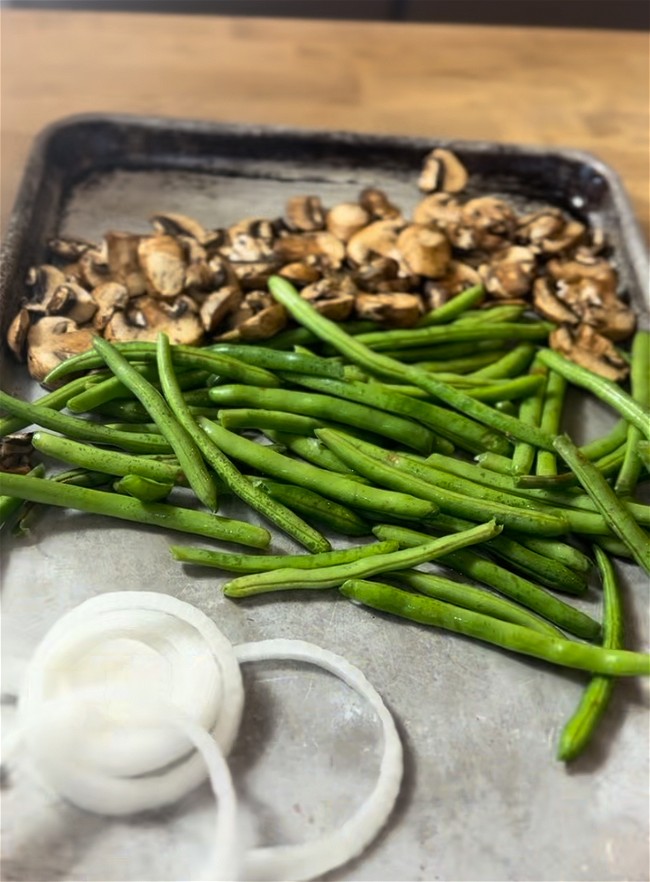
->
[7,149,636,384]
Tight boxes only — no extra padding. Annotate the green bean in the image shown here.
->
[553,434,650,573]
[615,331,650,496]
[198,418,436,521]
[510,357,548,475]
[262,431,362,475]
[207,344,346,378]
[463,374,545,403]
[284,375,510,456]
[251,478,371,536]
[0,471,270,548]
[638,440,650,469]
[509,534,593,575]
[536,369,567,476]
[113,474,174,502]
[208,384,436,455]
[557,547,624,760]
[417,283,485,326]
[31,431,184,484]
[424,511,587,595]
[267,277,556,451]
[592,536,636,560]
[0,464,46,526]
[455,305,526,324]
[66,367,209,413]
[372,524,600,639]
[219,408,330,436]
[317,429,569,536]
[368,340,508,363]
[12,468,114,534]
[470,344,536,380]
[155,333,331,554]
[0,389,171,454]
[268,320,377,351]
[390,570,564,637]
[224,520,502,597]
[44,342,281,389]
[515,443,628,489]
[339,580,647,676]
[93,337,218,511]
[474,451,518,474]
[0,372,107,437]
[536,349,650,440]
[415,352,508,374]
[355,321,553,353]
[171,539,399,573]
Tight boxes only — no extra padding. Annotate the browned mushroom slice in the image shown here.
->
[26,317,96,382]
[48,283,98,325]
[358,188,402,221]
[300,277,356,321]
[217,291,287,341]
[533,278,580,326]
[150,212,218,246]
[24,265,67,313]
[199,286,243,334]
[230,259,280,290]
[326,203,370,242]
[550,324,629,381]
[397,224,451,277]
[277,261,322,287]
[91,282,129,331]
[285,196,326,232]
[137,235,186,299]
[104,231,147,296]
[48,237,95,262]
[479,246,537,299]
[422,261,483,311]
[517,208,585,254]
[355,292,422,327]
[225,218,277,263]
[347,219,403,266]
[450,197,518,252]
[275,232,345,270]
[104,296,203,346]
[180,237,214,292]
[0,433,34,475]
[77,247,111,290]
[418,148,469,194]
[7,308,31,360]
[413,192,462,229]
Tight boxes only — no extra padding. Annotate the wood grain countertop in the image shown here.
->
[1,9,648,238]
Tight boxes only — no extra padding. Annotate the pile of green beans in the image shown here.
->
[1,277,649,765]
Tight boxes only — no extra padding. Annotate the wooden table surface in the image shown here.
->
[1,9,648,238]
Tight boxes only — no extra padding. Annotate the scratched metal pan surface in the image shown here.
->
[1,114,648,882]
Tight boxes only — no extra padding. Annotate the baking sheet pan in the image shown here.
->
[1,114,649,882]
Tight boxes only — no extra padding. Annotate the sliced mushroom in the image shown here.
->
[218,291,287,341]
[150,212,218,246]
[199,285,242,334]
[180,237,214,292]
[24,265,67,313]
[230,259,280,290]
[517,208,585,254]
[7,308,31,360]
[532,278,579,326]
[422,261,482,311]
[397,224,451,277]
[274,232,345,270]
[418,148,469,194]
[413,192,462,229]
[300,276,356,321]
[0,433,34,475]
[358,188,402,221]
[326,203,370,242]
[285,196,326,232]
[137,235,186,299]
[104,296,203,346]
[91,282,129,331]
[550,324,629,381]
[26,317,96,382]
[223,218,277,262]
[355,292,422,327]
[449,197,518,252]
[479,246,537,299]
[48,283,98,325]
[48,237,95,262]
[347,219,403,266]
[77,247,111,290]
[277,261,322,287]
[104,231,147,296]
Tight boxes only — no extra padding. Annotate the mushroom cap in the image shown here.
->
[355,292,423,328]
[137,235,186,299]
[326,203,371,242]
[397,224,451,278]
[479,245,537,299]
[347,219,403,265]
[418,148,469,194]
[550,324,629,381]
[26,317,96,382]
[104,296,203,346]
[285,195,326,232]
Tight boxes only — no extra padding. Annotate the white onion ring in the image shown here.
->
[6,592,404,882]
[236,639,404,882]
